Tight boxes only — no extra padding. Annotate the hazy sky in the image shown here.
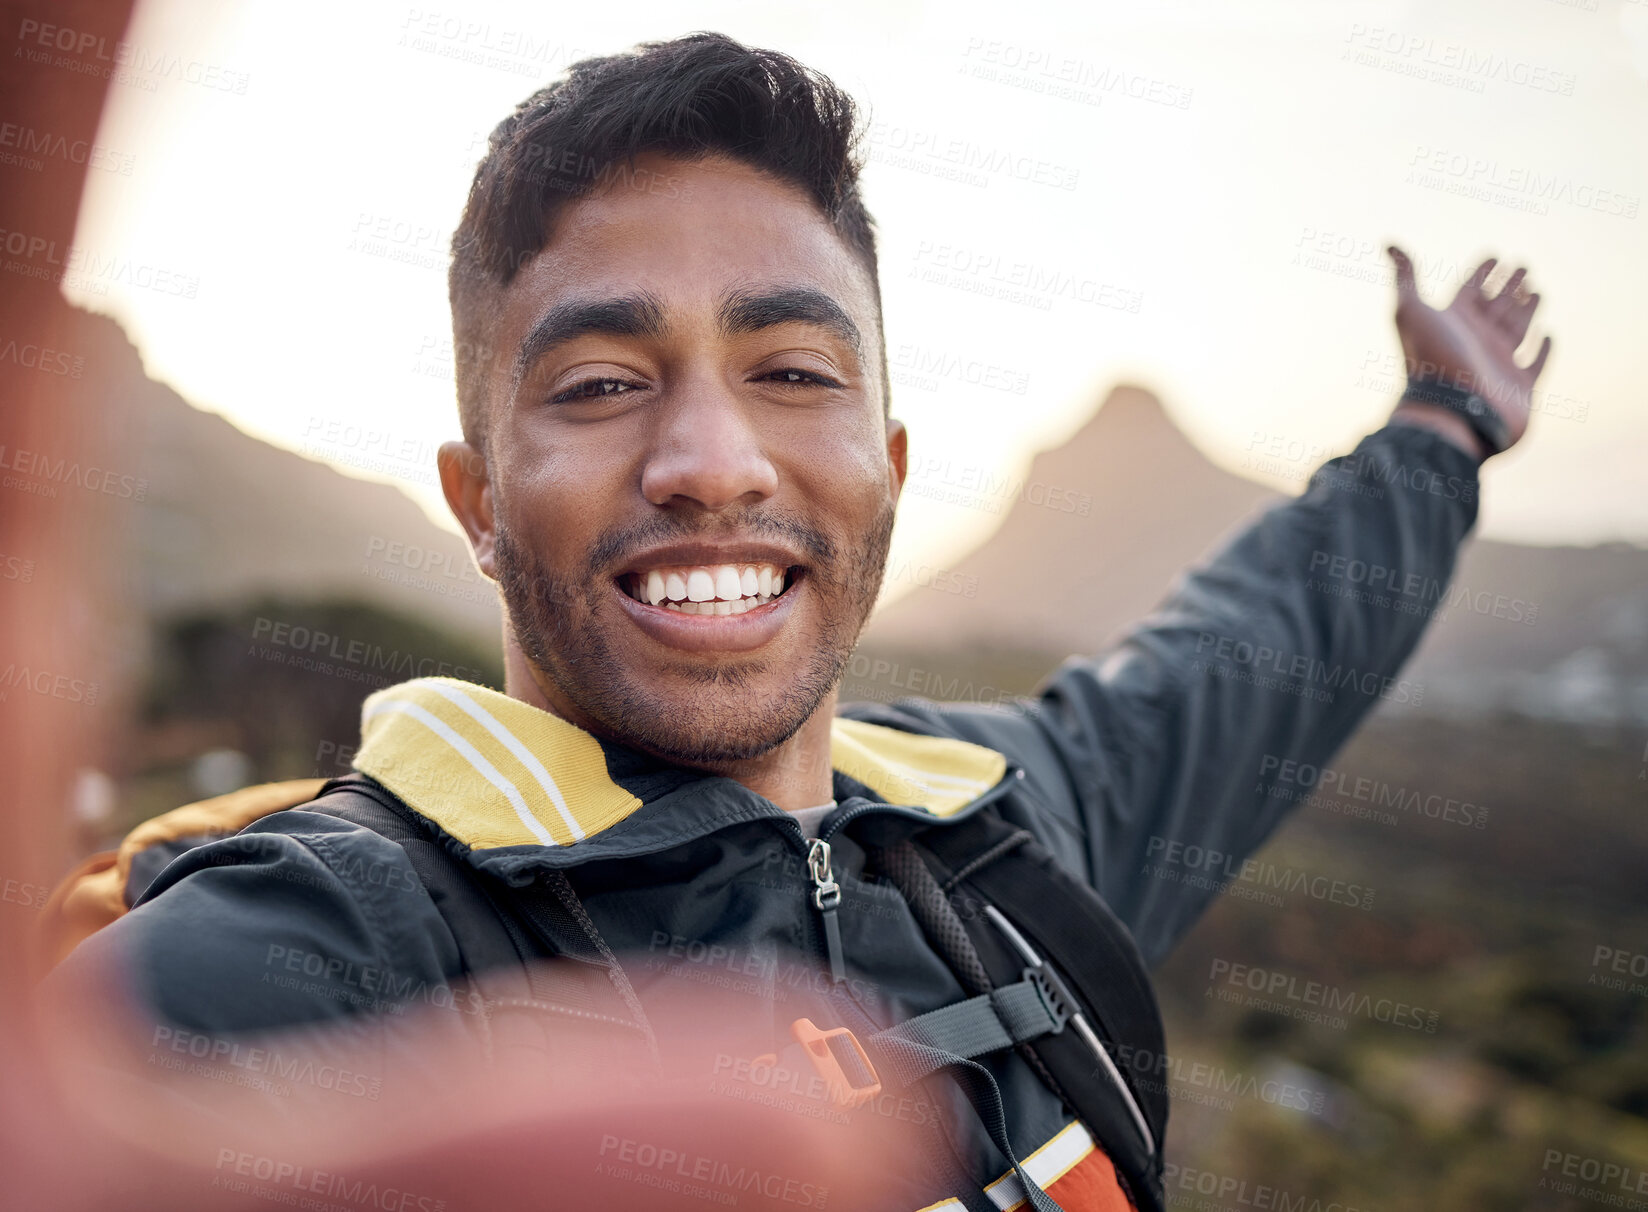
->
[70,0,1648,594]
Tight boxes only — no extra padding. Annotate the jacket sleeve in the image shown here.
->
[1039,422,1479,963]
[877,422,1480,968]
[39,810,477,1108]
[45,810,462,1032]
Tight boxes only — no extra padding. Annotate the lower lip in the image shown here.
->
[612,578,801,653]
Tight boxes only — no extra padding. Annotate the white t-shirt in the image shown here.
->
[789,799,838,839]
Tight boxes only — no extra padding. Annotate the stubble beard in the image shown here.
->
[493,500,895,766]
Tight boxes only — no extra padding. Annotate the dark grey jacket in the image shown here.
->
[52,422,1479,1209]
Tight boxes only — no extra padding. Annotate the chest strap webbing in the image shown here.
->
[871,970,1070,1060]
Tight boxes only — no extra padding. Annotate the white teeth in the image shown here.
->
[635,562,790,608]
[663,592,775,615]
[714,566,742,601]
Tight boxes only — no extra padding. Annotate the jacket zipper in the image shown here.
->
[775,818,851,988]
[806,837,847,984]
[778,762,1022,990]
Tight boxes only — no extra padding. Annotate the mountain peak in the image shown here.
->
[866,383,1279,652]
[1027,384,1204,488]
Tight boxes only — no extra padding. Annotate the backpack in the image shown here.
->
[39,772,1169,1212]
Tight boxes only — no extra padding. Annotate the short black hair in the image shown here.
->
[448,30,886,446]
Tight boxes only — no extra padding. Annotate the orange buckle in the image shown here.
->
[789,1017,882,1108]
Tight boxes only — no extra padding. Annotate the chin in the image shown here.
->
[590,671,826,767]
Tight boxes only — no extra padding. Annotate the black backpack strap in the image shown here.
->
[303,774,659,1058]
[307,774,532,978]
[876,811,1169,1212]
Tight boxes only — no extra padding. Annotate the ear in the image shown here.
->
[439,441,497,580]
[885,415,908,502]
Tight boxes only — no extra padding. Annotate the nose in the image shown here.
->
[640,388,779,511]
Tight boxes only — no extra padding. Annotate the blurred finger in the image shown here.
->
[1525,334,1553,380]
[1387,245,1419,304]
[1463,255,1502,298]
[1503,291,1540,345]
[1489,267,1529,319]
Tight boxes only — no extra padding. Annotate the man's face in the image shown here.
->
[472,152,905,766]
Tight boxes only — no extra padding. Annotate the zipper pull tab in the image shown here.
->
[807,838,847,984]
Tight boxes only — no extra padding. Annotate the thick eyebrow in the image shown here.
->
[512,290,668,390]
[716,285,863,361]
[512,283,863,391]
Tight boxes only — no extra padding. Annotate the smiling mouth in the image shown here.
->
[619,561,802,616]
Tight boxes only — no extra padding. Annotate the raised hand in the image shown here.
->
[1386,245,1553,454]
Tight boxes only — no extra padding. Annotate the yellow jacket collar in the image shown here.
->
[352,678,1007,852]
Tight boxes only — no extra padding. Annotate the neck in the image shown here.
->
[500,642,837,812]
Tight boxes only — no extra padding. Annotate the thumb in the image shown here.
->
[1387,245,1418,303]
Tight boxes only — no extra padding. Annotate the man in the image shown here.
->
[47,31,1550,1212]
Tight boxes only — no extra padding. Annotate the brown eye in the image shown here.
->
[765,368,842,388]
[553,378,638,404]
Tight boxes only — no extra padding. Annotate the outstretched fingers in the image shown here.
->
[1457,256,1498,305]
